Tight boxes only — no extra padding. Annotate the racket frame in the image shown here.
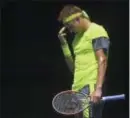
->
[52,90,91,115]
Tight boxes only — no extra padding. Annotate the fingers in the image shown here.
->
[58,27,66,39]
[94,96,100,103]
[59,27,66,34]
[58,27,67,44]
[58,27,67,42]
[59,33,66,37]
[58,33,66,40]
[91,96,98,103]
[90,93,100,103]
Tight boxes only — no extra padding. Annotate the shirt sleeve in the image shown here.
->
[92,37,110,54]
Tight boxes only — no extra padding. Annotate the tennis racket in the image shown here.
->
[52,90,125,115]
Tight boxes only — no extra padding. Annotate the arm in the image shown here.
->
[91,37,110,103]
[92,37,110,89]
[95,49,107,89]
[58,27,74,73]
[61,43,74,73]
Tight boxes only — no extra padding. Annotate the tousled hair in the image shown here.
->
[58,4,82,22]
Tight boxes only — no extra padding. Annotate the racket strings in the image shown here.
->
[53,92,90,114]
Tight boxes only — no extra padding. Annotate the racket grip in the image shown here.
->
[102,94,125,101]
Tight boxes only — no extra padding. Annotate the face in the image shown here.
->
[63,17,82,33]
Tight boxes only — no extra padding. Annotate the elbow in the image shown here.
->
[102,56,107,63]
[98,56,107,66]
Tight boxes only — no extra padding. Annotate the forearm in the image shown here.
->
[58,27,74,72]
[65,57,74,73]
[61,43,74,73]
[96,57,107,89]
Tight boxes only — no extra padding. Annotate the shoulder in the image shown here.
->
[88,22,109,39]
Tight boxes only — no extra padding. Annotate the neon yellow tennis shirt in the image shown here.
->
[61,22,109,93]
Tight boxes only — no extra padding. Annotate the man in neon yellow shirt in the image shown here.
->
[57,4,110,118]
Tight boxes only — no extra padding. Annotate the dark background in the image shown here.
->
[1,1,129,118]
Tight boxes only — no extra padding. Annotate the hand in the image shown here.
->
[90,88,102,103]
[58,26,66,34]
[58,27,67,45]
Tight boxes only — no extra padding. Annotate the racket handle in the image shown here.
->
[102,94,125,101]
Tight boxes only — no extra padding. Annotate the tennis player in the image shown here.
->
[57,4,110,118]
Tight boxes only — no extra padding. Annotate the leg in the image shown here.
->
[83,100,104,118]
[72,85,90,118]
[80,85,91,118]
[80,84,104,118]
[92,101,104,118]
[89,84,104,118]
